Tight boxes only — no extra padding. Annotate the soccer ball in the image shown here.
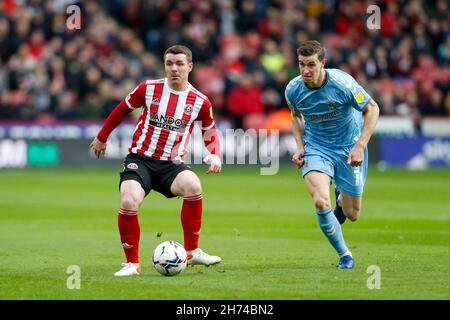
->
[152,240,187,276]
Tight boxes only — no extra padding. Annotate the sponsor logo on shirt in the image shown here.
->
[149,112,188,132]
[304,111,339,121]
[127,163,139,170]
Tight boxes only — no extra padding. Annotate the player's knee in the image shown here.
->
[314,197,331,210]
[182,180,202,197]
[120,192,141,211]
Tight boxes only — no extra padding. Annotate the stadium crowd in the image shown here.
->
[0,0,449,129]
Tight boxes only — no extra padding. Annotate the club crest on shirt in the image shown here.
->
[184,104,193,115]
[127,163,138,170]
[152,98,160,106]
[328,101,337,111]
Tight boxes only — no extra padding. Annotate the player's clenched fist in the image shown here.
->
[292,147,305,168]
[347,144,364,167]
[90,137,107,159]
[203,154,222,174]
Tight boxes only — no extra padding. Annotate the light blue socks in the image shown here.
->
[316,208,349,256]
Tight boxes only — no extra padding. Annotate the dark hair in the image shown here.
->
[296,40,326,61]
[164,45,193,63]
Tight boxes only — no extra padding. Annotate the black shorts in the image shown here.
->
[119,153,192,198]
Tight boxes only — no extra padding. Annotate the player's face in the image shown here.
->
[164,53,193,89]
[298,54,325,85]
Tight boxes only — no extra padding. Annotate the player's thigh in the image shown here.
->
[119,154,153,194]
[304,171,333,209]
[302,152,334,206]
[119,154,152,208]
[170,170,202,197]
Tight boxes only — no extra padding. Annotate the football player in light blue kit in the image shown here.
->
[285,40,380,269]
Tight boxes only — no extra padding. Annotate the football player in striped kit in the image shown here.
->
[90,45,222,276]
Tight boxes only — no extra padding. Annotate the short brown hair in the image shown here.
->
[296,40,326,61]
[164,45,193,63]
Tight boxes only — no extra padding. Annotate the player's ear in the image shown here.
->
[322,58,326,67]
[188,62,193,72]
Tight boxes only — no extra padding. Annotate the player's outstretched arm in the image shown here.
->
[348,99,380,166]
[290,110,305,168]
[89,82,145,159]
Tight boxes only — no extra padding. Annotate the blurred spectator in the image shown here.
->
[0,0,448,128]
[235,0,260,33]
[227,72,264,128]
[420,87,447,116]
[260,38,285,75]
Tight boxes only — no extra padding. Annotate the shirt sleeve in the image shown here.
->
[125,81,147,110]
[196,98,215,130]
[97,100,133,142]
[284,90,294,109]
[345,77,371,112]
[285,87,302,117]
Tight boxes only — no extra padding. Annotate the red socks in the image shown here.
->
[118,208,140,263]
[181,194,203,251]
[117,194,202,261]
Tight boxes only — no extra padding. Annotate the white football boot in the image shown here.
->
[114,262,141,276]
[186,248,222,266]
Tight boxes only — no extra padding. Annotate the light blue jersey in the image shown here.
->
[285,68,371,151]
[285,69,372,197]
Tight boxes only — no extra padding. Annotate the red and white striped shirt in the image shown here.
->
[97,78,219,162]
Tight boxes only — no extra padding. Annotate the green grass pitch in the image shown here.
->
[0,165,449,299]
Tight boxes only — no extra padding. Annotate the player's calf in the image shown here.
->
[342,204,360,221]
[346,209,360,221]
[340,192,362,222]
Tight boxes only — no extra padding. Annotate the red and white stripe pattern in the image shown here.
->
[183,194,203,202]
[127,78,214,162]
[119,208,138,216]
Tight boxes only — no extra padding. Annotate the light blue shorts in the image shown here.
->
[301,144,368,197]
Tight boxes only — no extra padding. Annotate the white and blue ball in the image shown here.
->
[152,240,187,276]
